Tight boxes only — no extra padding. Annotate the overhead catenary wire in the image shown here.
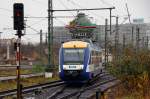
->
[58,0,75,17]
[98,0,113,7]
[52,7,115,25]
[24,16,76,19]
[98,0,129,25]
[0,7,12,12]
[27,18,47,26]
[0,5,42,18]
[25,24,41,33]
[54,18,67,26]
[67,0,106,20]
[24,16,47,20]
[31,0,47,7]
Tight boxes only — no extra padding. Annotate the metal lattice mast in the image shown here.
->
[146,36,149,50]
[40,30,43,58]
[0,32,2,47]
[110,9,112,35]
[123,33,126,50]
[114,16,119,60]
[48,0,53,69]
[131,26,134,46]
[136,27,140,52]
[136,27,140,51]
[142,37,145,48]
[105,19,108,67]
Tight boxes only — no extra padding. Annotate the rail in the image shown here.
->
[95,79,121,99]
[0,71,122,98]
[0,80,64,98]
[0,65,33,69]
[0,73,44,82]
[32,72,120,99]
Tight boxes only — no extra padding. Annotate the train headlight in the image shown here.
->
[63,66,67,70]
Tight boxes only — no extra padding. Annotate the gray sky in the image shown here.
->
[0,0,150,43]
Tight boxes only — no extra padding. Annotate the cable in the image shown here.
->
[67,0,83,8]
[67,0,105,20]
[98,0,113,7]
[25,17,48,19]
[31,0,47,7]
[54,18,67,26]
[58,0,75,17]
[58,0,70,10]
[120,18,128,24]
[27,18,47,26]
[0,7,12,12]
[25,33,40,35]
[53,16,75,18]
[25,16,76,19]
[25,24,40,33]
[22,37,39,44]
[0,13,11,17]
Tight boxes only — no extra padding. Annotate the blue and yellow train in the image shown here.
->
[59,40,103,83]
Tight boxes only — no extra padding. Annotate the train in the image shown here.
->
[59,40,103,83]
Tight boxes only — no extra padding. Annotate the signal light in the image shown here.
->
[13,3,24,30]
[16,12,21,16]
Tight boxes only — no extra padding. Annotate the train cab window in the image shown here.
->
[63,48,84,65]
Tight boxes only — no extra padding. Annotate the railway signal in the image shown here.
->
[13,3,24,30]
[13,3,25,99]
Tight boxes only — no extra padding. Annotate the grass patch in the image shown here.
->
[32,64,45,73]
[0,69,33,77]
[0,76,59,92]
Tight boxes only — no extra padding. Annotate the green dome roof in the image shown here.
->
[69,13,96,26]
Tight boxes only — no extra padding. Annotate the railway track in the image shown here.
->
[25,71,121,99]
[0,73,44,82]
[0,80,64,98]
[0,70,121,99]
[0,65,33,70]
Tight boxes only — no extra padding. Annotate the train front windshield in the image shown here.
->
[63,48,84,65]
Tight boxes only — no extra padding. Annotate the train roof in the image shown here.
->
[62,40,102,52]
[62,41,89,48]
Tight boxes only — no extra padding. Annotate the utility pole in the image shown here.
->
[47,0,54,72]
[105,19,108,68]
[123,33,126,50]
[45,32,48,45]
[7,41,10,60]
[136,27,140,52]
[0,32,2,47]
[114,16,119,60]
[131,26,134,46]
[109,9,112,35]
[142,37,145,48]
[40,30,43,57]
[146,36,149,50]
[16,33,22,99]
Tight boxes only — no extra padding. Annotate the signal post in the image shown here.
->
[13,3,24,99]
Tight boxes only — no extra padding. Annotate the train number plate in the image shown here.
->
[69,65,76,69]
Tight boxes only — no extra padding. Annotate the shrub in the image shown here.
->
[32,64,45,73]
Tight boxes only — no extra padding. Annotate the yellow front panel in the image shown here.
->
[63,41,88,48]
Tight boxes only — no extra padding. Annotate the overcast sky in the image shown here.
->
[0,0,150,43]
